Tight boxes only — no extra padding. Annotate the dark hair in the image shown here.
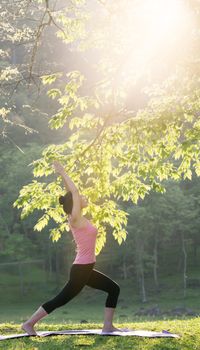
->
[59,191,73,214]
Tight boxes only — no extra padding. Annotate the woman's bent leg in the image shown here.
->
[86,269,120,308]
[86,269,120,332]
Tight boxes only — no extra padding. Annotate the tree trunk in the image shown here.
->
[181,232,187,298]
[122,255,128,280]
[192,238,198,266]
[18,262,25,296]
[140,264,147,303]
[153,232,159,290]
[47,239,53,281]
[55,244,60,288]
[136,235,147,303]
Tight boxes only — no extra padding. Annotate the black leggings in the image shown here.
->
[42,263,120,314]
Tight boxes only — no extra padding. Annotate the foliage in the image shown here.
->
[123,180,198,300]
[0,0,35,137]
[0,143,43,262]
[1,1,199,252]
[14,73,200,251]
[1,141,200,298]
[0,0,90,139]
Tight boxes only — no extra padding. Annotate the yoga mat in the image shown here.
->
[0,329,180,340]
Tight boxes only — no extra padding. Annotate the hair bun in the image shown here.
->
[59,195,65,205]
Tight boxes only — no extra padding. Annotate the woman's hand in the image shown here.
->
[53,160,65,175]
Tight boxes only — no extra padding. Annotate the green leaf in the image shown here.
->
[34,214,49,232]
[47,89,62,100]
[195,162,200,176]
[41,73,62,85]
[50,228,61,242]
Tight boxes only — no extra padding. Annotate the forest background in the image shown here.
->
[0,0,200,323]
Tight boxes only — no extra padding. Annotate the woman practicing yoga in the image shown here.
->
[22,160,121,335]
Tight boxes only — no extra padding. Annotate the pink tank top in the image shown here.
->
[69,219,98,264]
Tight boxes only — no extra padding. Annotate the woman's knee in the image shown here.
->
[109,281,120,298]
[114,283,120,297]
[105,282,120,308]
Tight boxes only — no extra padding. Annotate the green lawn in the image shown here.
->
[0,318,199,350]
[0,270,200,348]
[1,272,200,324]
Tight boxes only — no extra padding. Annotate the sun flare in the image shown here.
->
[107,0,194,82]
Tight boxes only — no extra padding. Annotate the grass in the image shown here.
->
[0,318,200,350]
[0,275,200,324]
[1,285,200,325]
[0,268,200,348]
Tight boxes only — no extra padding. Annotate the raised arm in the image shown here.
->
[53,161,82,222]
[53,161,78,193]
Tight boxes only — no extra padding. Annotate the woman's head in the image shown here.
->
[59,192,73,214]
[59,192,88,215]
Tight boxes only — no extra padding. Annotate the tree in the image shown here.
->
[0,0,36,139]
[11,0,200,253]
[0,143,42,262]
[126,205,152,302]
[163,183,196,298]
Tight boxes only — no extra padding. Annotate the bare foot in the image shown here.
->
[22,322,37,336]
[102,325,131,333]
[102,325,122,333]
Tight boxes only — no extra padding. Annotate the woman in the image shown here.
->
[22,160,121,335]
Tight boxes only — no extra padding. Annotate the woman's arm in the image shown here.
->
[53,161,82,221]
[53,161,78,193]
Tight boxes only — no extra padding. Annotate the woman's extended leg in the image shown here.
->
[22,263,94,335]
[86,269,120,332]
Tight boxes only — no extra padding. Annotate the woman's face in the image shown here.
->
[80,195,88,208]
